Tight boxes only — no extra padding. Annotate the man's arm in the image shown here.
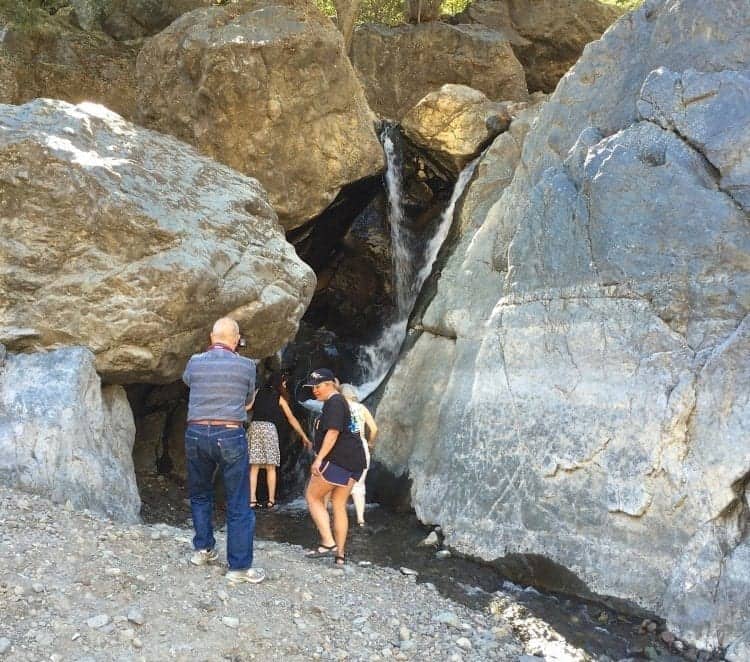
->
[182,358,193,387]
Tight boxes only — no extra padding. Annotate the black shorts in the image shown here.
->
[320,460,363,487]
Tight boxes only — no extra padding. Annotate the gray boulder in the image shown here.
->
[374,0,750,652]
[0,99,315,383]
[0,347,140,522]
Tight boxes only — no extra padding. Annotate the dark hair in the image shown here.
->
[265,371,291,403]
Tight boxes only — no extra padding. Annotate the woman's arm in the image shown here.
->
[362,407,378,447]
[245,388,258,411]
[311,429,339,475]
[279,397,312,449]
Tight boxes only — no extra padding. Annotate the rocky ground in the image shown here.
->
[0,482,719,662]
[0,484,525,661]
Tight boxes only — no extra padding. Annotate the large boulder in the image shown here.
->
[401,84,536,175]
[0,6,138,119]
[350,21,528,121]
[457,0,623,93]
[136,1,384,231]
[0,99,315,383]
[0,345,140,522]
[374,0,750,652]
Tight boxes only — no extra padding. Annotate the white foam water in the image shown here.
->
[356,130,482,399]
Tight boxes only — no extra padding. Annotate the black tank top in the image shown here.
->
[252,388,289,440]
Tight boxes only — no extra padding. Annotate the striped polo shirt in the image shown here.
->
[182,346,256,422]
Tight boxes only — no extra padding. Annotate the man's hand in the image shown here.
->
[301,437,312,451]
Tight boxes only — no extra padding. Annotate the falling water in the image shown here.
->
[357,129,482,399]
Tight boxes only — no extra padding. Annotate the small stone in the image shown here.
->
[434,611,461,628]
[674,640,684,652]
[421,531,439,546]
[400,640,416,652]
[0,638,10,655]
[105,568,121,576]
[399,626,410,641]
[127,607,145,625]
[222,617,240,629]
[86,614,110,629]
[31,582,44,593]
[150,531,161,540]
[435,550,451,559]
[132,637,143,649]
[358,561,372,568]
[302,591,313,601]
[661,630,676,645]
[71,632,80,641]
[399,567,418,576]
[455,637,472,650]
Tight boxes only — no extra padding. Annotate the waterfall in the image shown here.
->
[356,130,481,399]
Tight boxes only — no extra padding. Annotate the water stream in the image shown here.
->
[356,127,481,399]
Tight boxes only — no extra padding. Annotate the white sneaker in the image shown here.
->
[226,567,266,584]
[190,548,219,566]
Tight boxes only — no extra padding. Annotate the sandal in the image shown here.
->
[305,543,337,558]
[266,501,276,509]
[249,501,259,509]
[334,555,346,566]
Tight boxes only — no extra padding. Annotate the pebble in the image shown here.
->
[222,617,239,629]
[421,531,439,546]
[127,607,145,625]
[86,614,110,629]
[434,611,461,628]
[455,637,472,650]
[0,638,10,655]
[435,550,451,559]
[399,567,418,576]
[398,626,410,641]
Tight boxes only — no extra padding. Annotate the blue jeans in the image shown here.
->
[185,424,255,570]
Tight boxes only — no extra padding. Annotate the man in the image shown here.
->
[182,317,264,584]
[303,369,366,566]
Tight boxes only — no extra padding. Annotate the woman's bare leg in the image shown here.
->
[266,465,277,503]
[330,480,355,558]
[249,464,260,504]
[305,474,336,548]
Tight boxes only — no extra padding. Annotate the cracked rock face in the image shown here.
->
[136,1,384,231]
[0,346,140,522]
[0,99,315,383]
[350,21,528,121]
[374,0,750,652]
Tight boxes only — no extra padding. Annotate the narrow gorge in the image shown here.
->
[1,0,748,660]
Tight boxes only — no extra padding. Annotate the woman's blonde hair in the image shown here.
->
[338,383,360,402]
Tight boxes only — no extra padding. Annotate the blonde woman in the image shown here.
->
[338,384,377,527]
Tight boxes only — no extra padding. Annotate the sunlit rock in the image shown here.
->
[137,1,384,230]
[0,99,315,382]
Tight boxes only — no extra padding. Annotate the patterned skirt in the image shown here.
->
[247,421,280,466]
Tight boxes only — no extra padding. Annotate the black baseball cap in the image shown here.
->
[303,368,336,386]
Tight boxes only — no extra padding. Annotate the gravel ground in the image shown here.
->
[0,485,526,661]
